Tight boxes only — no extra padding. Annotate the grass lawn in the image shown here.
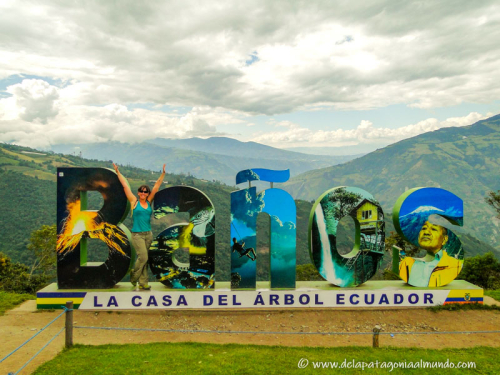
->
[34,342,497,374]
[0,291,34,315]
[485,290,500,302]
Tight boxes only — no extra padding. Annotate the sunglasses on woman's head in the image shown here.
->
[138,190,149,193]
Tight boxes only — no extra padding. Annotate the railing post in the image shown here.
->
[372,325,381,348]
[65,301,74,348]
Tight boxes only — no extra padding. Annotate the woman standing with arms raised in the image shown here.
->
[113,163,166,290]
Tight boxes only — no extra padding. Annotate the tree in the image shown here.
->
[327,188,363,220]
[0,252,49,294]
[384,231,419,257]
[458,252,500,289]
[0,224,57,294]
[27,224,57,277]
[486,191,500,219]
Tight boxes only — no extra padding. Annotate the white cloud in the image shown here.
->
[0,1,499,115]
[0,79,246,148]
[0,1,500,151]
[6,79,59,123]
[252,112,490,148]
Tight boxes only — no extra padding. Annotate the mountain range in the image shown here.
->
[50,137,361,185]
[284,114,500,249]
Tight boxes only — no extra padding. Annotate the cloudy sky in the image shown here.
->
[1,0,499,154]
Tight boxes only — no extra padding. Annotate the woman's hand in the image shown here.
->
[113,163,120,174]
[149,164,166,202]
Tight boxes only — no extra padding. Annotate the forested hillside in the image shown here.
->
[285,114,500,252]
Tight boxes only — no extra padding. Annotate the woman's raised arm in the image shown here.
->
[148,164,166,202]
[113,163,137,204]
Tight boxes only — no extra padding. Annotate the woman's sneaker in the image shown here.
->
[139,284,151,290]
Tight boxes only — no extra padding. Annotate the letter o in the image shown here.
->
[299,294,310,305]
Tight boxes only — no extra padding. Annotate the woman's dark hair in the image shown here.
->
[138,185,151,194]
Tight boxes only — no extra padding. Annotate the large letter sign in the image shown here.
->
[148,186,215,289]
[57,168,132,289]
[230,169,296,289]
[309,187,385,287]
[393,187,464,287]
[55,167,467,293]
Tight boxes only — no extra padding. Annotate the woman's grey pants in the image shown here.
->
[130,231,153,286]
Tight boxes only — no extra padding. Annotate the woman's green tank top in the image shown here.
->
[131,201,152,232]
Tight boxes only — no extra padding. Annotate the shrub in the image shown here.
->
[458,252,500,289]
[296,264,323,281]
[0,252,49,294]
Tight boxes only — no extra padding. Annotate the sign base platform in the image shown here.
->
[37,280,482,310]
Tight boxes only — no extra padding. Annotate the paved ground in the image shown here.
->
[1,299,500,374]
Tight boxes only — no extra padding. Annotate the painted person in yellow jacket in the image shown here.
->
[399,221,463,287]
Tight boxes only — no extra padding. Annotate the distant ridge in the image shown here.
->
[286,145,372,156]
[148,136,358,162]
[51,137,360,185]
[284,114,500,249]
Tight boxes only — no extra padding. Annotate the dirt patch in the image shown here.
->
[2,301,500,374]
